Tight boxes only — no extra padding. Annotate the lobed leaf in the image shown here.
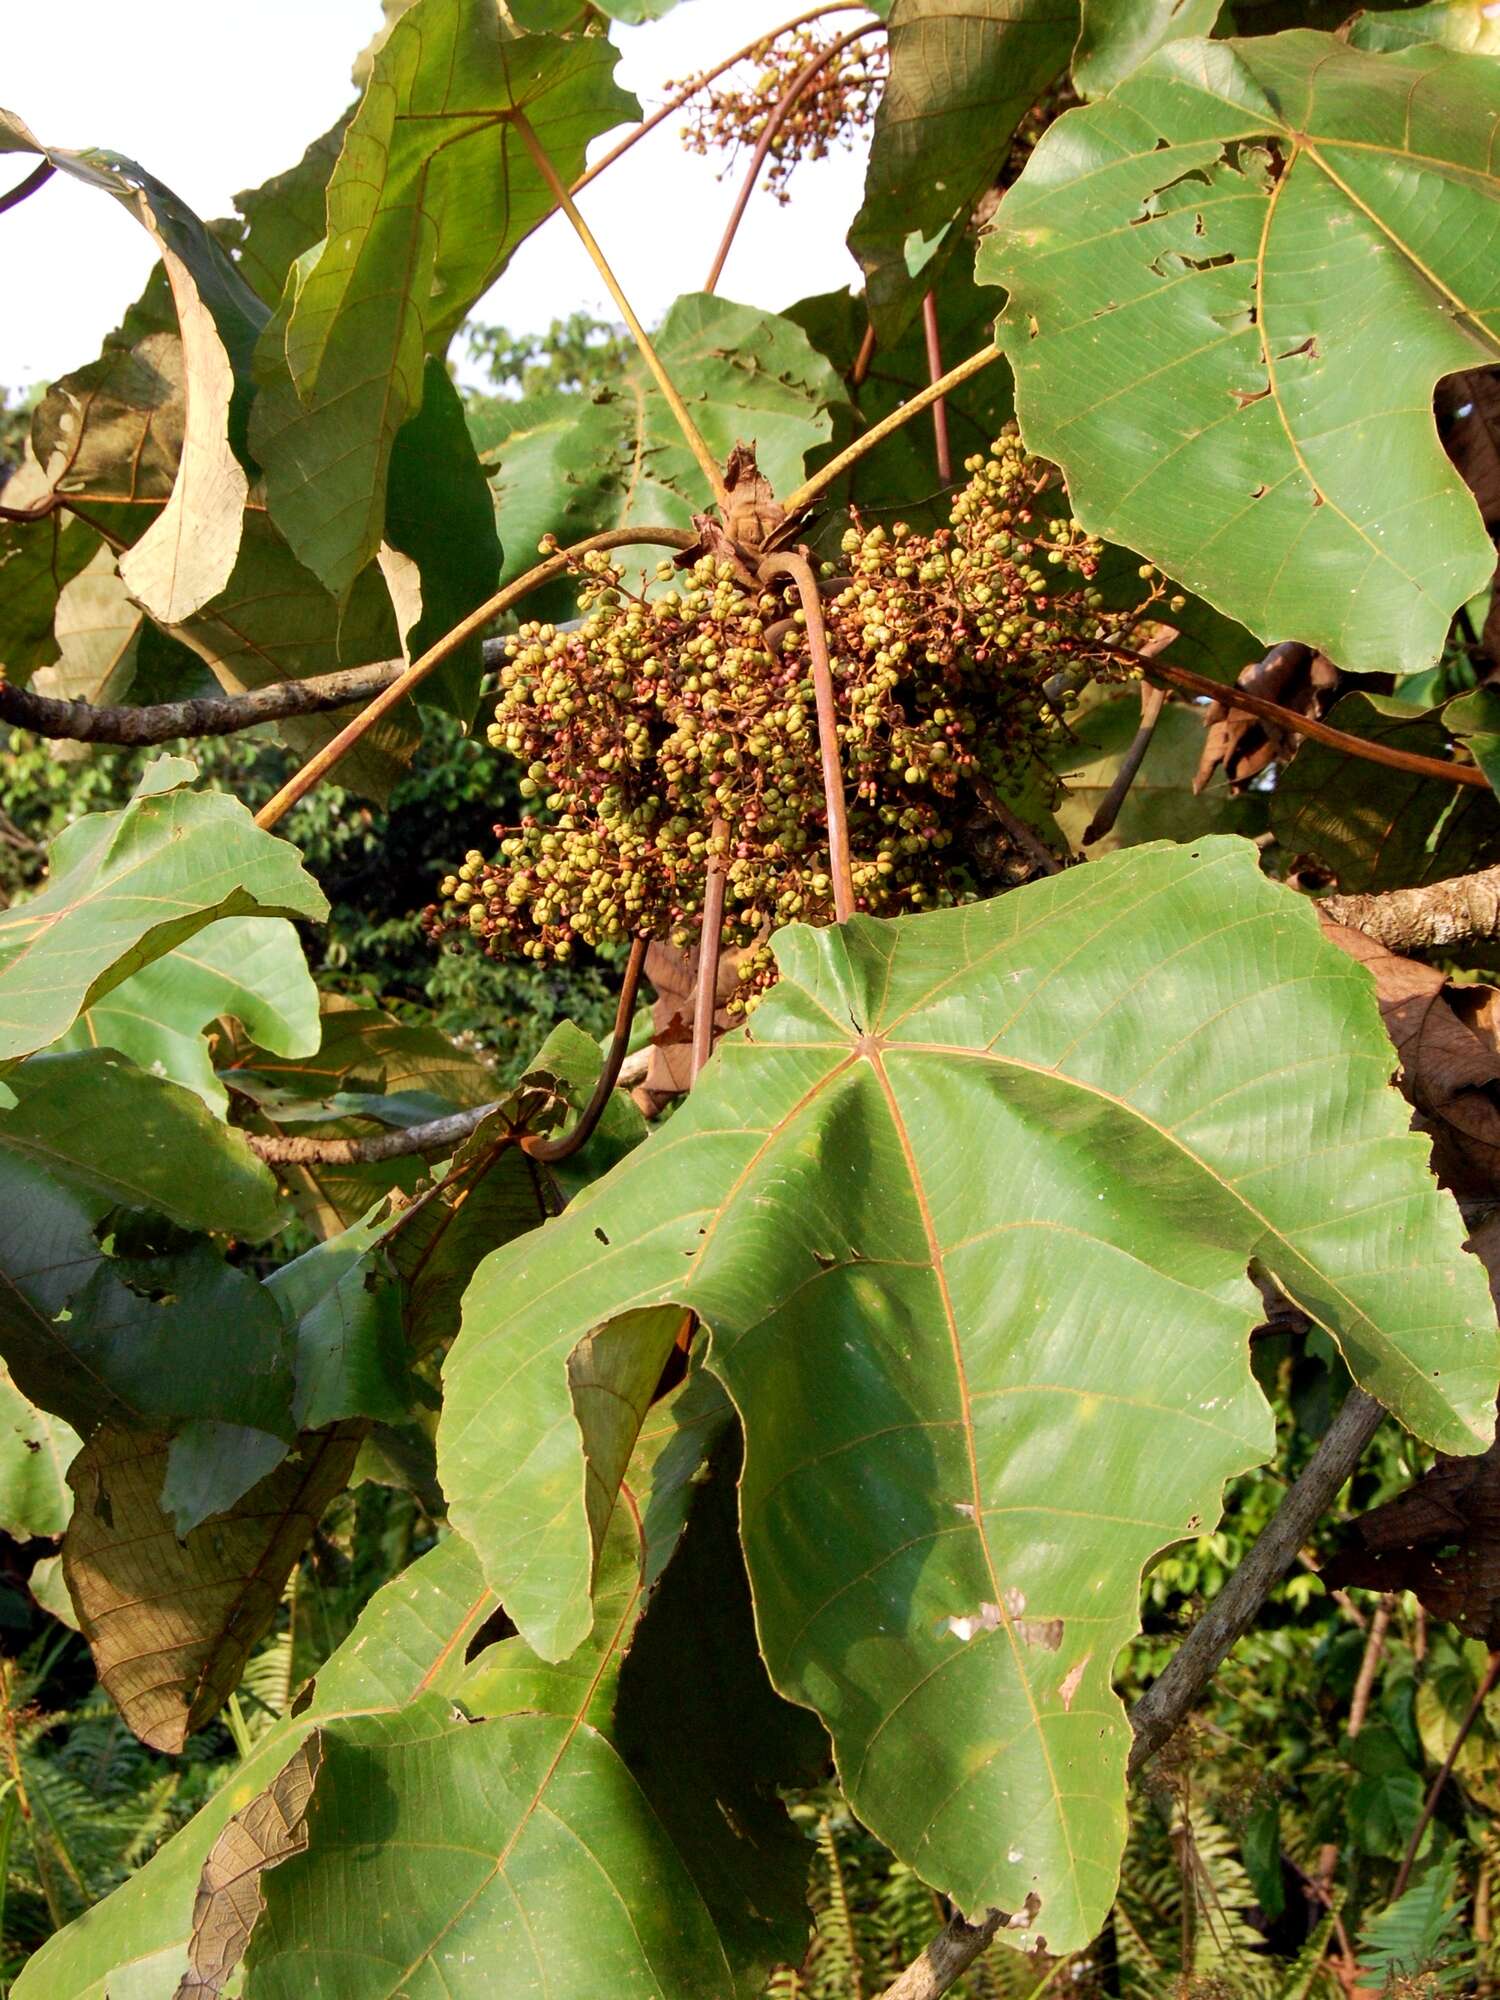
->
[1270,692,1500,891]
[60,916,320,1116]
[252,6,636,597]
[848,0,1079,343]
[0,110,265,622]
[0,1153,292,1438]
[440,838,1497,1951]
[1073,0,1224,93]
[0,1363,80,1542]
[245,1386,819,2000]
[981,31,1500,672]
[0,762,326,1065]
[0,1050,283,1239]
[13,1531,501,2000]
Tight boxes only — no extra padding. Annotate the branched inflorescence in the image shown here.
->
[428,436,1154,1007]
[674,28,887,203]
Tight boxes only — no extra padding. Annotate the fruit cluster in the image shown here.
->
[675,26,887,203]
[427,435,1144,1004]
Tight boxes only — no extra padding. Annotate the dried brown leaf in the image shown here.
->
[63,1422,363,1751]
[1192,643,1337,793]
[1321,919,1500,1200]
[635,938,744,1113]
[1324,1384,1500,1643]
[174,1734,322,1998]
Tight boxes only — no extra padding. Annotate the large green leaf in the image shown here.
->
[60,916,319,1115]
[269,1212,412,1432]
[1269,692,1500,891]
[0,760,326,1065]
[0,1363,79,1541]
[383,356,502,721]
[981,32,1500,673]
[251,7,635,596]
[0,111,265,622]
[0,1050,283,1238]
[1073,0,1224,91]
[440,839,1496,1951]
[231,114,352,309]
[245,1388,819,1999]
[848,0,1080,342]
[1345,0,1500,52]
[0,511,98,686]
[15,1371,732,1998]
[0,1153,292,1436]
[473,294,845,612]
[13,1530,501,2000]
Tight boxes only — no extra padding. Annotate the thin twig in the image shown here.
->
[247,1102,504,1167]
[0,160,54,218]
[249,940,647,1169]
[781,343,1003,519]
[692,831,729,1083]
[759,551,854,919]
[1082,684,1166,845]
[851,319,877,388]
[0,661,404,745]
[511,109,733,520]
[1120,652,1489,791]
[524,936,648,1162]
[252,525,697,830]
[571,3,876,201]
[921,291,952,486]
[702,23,877,296]
[1392,1647,1500,1900]
[879,1387,1386,2000]
[970,774,1064,877]
[874,1909,1007,2000]
[1346,1593,1394,1739]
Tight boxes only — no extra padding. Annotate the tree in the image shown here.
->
[2,2,1500,1994]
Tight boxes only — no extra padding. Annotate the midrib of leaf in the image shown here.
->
[864,1042,1089,1923]
[1301,139,1500,357]
[175,1426,361,1729]
[380,1481,672,1995]
[898,1040,1447,1423]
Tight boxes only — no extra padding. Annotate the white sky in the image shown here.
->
[0,0,876,391]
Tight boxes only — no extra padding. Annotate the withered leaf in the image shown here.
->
[174,1733,322,1998]
[634,938,746,1113]
[1193,643,1337,793]
[63,1422,363,1751]
[1321,919,1500,1200]
[1324,1390,1500,1644]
